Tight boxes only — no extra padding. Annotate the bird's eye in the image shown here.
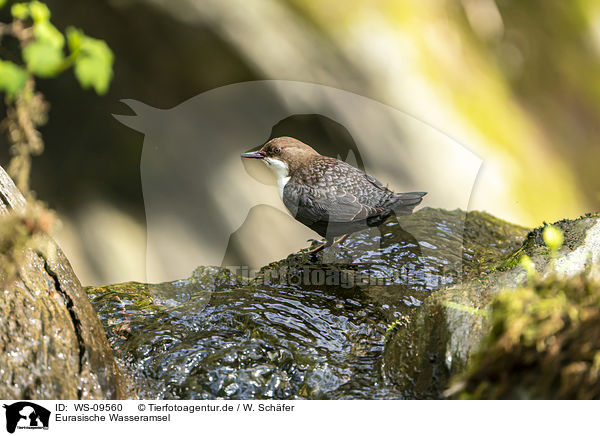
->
[274,147,281,154]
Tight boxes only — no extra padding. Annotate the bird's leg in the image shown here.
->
[307,237,334,255]
[307,234,349,255]
[335,234,349,245]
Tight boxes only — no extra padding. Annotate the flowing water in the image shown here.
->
[86,208,527,399]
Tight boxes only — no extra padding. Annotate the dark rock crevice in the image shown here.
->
[40,254,86,380]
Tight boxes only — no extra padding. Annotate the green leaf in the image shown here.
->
[72,32,114,94]
[0,0,8,10]
[33,20,65,48]
[66,27,82,53]
[23,40,64,77]
[29,1,50,22]
[11,2,29,19]
[0,60,28,97]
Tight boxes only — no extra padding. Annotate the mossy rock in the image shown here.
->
[383,277,497,398]
[0,165,128,399]
[384,214,600,399]
[449,273,600,399]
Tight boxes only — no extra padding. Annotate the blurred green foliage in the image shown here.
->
[289,0,600,225]
[0,0,114,193]
[0,1,113,97]
[0,60,27,96]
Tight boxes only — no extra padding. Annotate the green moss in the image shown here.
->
[449,273,600,399]
[461,211,530,279]
[384,317,409,343]
[493,246,526,272]
[492,216,597,273]
[0,204,54,285]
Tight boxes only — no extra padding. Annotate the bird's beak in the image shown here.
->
[241,151,265,159]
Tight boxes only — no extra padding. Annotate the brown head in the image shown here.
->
[241,137,320,177]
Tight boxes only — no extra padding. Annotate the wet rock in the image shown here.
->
[0,166,128,399]
[384,214,599,399]
[448,272,600,399]
[86,208,525,399]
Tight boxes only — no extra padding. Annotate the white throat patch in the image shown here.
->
[263,157,291,199]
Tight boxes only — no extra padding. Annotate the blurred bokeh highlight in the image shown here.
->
[1,0,598,284]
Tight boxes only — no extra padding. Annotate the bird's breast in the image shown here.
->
[263,157,291,200]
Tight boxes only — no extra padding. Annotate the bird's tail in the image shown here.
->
[388,191,427,216]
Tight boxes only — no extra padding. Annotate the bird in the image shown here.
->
[241,136,426,255]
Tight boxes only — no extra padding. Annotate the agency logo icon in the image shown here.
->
[2,402,50,434]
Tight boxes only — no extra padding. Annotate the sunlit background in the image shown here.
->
[2,0,599,285]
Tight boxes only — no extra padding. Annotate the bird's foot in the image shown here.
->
[307,242,327,262]
[302,238,334,261]
[303,235,350,261]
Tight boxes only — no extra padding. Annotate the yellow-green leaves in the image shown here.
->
[29,1,50,22]
[33,20,64,47]
[1,0,114,196]
[10,3,29,19]
[0,61,28,97]
[23,40,63,77]
[67,28,114,95]
[11,1,50,21]
[2,1,114,96]
[22,5,64,77]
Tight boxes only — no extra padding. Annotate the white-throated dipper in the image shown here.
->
[242,136,426,254]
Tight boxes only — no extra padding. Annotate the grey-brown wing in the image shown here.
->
[283,182,384,225]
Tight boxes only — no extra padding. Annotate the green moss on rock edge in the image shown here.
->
[384,214,600,399]
[448,273,600,399]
